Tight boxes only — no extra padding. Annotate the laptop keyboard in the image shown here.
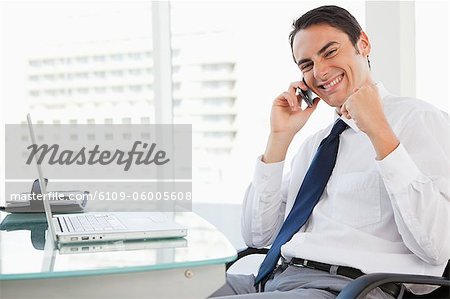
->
[60,215,126,232]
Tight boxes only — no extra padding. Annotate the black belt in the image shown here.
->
[286,257,402,298]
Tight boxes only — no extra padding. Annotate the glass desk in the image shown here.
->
[0,211,237,299]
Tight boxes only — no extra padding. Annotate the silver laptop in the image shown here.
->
[26,114,187,246]
[59,237,188,254]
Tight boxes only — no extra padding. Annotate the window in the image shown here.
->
[415,1,448,112]
[1,1,155,125]
[0,2,156,208]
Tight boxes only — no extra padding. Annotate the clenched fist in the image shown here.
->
[340,83,400,160]
[340,84,386,136]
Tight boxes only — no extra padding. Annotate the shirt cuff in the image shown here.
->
[376,143,422,194]
[252,155,285,193]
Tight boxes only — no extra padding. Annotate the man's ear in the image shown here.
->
[358,31,371,57]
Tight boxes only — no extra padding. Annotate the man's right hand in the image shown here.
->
[271,81,320,135]
[262,81,320,163]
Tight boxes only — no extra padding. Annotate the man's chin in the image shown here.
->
[321,97,346,108]
[320,89,352,106]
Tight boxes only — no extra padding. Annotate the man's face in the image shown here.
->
[292,24,371,108]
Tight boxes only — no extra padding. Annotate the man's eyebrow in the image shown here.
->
[296,41,340,66]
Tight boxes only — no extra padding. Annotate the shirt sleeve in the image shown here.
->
[376,109,450,265]
[241,156,287,248]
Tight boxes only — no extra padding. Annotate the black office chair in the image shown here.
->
[226,247,450,299]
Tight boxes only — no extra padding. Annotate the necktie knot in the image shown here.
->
[329,119,348,137]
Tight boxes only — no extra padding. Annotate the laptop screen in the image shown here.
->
[27,113,58,246]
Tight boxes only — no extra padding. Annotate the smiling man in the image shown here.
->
[211,5,450,299]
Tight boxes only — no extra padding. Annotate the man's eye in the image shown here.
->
[325,49,337,57]
[301,64,313,72]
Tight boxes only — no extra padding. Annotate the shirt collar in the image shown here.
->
[332,81,390,133]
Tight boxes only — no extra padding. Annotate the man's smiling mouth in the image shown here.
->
[319,74,344,92]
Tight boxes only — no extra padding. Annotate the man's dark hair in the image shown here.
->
[289,5,370,68]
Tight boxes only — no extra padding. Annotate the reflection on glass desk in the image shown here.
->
[0,211,237,299]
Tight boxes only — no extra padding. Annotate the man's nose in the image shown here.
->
[313,61,329,82]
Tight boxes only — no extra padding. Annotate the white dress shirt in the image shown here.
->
[241,83,450,294]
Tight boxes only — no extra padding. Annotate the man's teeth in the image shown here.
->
[323,75,343,89]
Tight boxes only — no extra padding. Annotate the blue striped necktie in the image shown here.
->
[254,119,348,286]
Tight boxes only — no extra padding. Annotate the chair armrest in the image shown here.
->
[226,247,269,270]
[336,273,450,299]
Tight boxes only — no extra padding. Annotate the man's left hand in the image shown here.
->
[340,84,387,136]
[341,84,400,160]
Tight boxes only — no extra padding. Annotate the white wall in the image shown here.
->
[366,1,449,112]
[415,1,449,112]
[366,1,416,97]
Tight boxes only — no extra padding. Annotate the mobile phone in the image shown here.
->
[295,79,314,107]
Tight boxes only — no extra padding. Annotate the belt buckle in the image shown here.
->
[302,259,309,267]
